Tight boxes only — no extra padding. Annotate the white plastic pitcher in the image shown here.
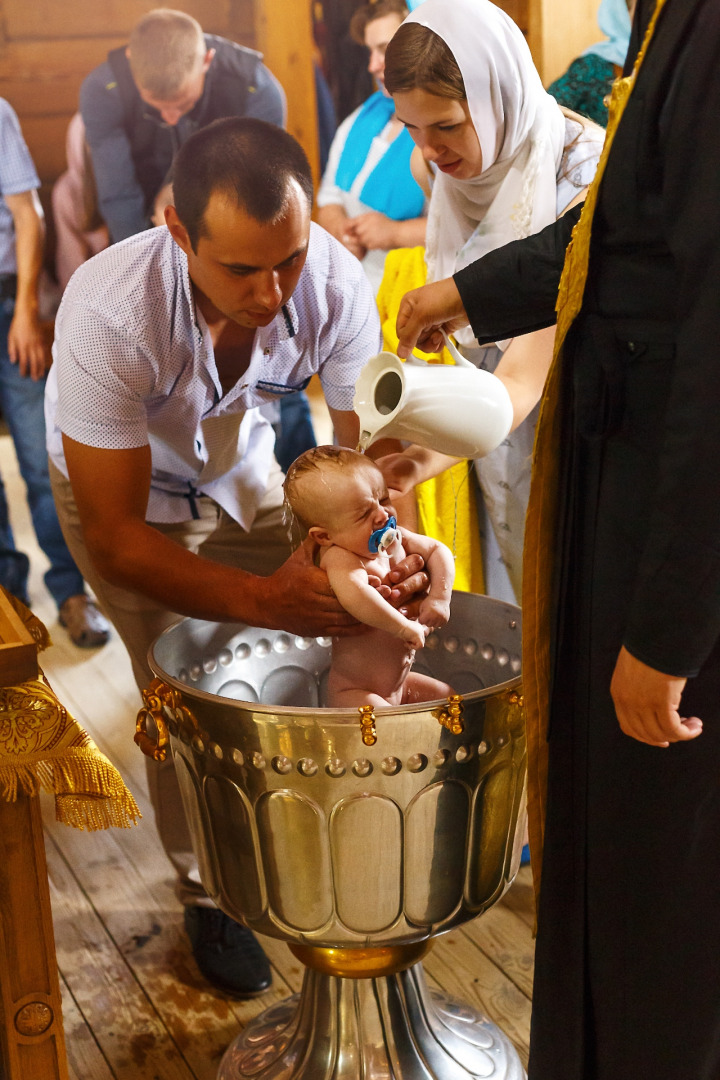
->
[353,338,513,459]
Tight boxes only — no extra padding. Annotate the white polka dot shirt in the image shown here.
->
[0,98,40,276]
[46,222,381,527]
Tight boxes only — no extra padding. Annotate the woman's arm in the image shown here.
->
[377,445,462,497]
[317,204,366,260]
[493,324,557,430]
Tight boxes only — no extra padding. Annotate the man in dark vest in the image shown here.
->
[79,9,314,475]
[80,7,285,244]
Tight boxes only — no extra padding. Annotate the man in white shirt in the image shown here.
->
[46,116,423,999]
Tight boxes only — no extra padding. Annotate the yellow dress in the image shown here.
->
[375,247,485,595]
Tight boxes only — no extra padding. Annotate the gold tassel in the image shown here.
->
[0,748,140,830]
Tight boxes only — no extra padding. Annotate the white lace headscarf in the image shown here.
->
[401,0,566,346]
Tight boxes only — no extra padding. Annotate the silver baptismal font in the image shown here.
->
[137,591,527,1079]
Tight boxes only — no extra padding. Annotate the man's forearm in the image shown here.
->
[87,517,268,624]
[81,512,354,638]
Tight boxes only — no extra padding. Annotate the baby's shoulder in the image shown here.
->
[320,544,365,572]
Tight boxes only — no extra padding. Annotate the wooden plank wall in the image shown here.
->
[0,0,257,188]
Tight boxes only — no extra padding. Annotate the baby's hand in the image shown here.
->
[419,597,451,628]
[400,621,427,649]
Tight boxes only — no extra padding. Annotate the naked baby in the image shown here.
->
[284,446,455,708]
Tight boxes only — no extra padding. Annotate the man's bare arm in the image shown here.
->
[62,435,357,636]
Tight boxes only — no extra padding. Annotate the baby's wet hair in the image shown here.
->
[283,445,378,530]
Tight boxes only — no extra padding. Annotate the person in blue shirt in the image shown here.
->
[0,97,109,646]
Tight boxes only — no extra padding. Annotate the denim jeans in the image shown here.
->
[0,295,84,608]
[0,471,30,604]
[274,391,317,473]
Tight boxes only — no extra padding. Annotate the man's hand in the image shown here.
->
[396,278,470,358]
[261,537,362,637]
[610,646,703,747]
[262,547,428,637]
[8,308,48,380]
[4,189,47,380]
[367,553,429,615]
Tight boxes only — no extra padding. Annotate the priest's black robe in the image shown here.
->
[453,1,720,1077]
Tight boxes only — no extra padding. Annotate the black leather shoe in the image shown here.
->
[184,907,272,998]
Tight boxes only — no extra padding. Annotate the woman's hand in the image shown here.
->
[346,211,398,251]
[396,278,470,357]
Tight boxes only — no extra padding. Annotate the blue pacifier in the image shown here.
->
[368,515,401,554]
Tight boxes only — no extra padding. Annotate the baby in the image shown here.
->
[284,446,455,708]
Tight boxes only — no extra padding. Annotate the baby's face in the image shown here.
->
[321,465,396,558]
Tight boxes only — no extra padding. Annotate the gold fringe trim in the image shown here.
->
[0,746,141,830]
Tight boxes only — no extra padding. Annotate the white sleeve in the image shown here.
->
[316,108,362,209]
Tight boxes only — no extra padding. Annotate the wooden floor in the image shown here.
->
[1,426,536,1079]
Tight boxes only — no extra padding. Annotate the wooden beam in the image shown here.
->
[251,0,320,188]
[0,795,69,1080]
[528,0,602,86]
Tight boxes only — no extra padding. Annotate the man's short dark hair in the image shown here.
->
[172,117,314,250]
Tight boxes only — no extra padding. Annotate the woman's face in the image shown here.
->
[393,88,483,179]
[365,13,405,96]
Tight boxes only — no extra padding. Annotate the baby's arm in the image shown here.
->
[399,530,455,628]
[322,547,427,648]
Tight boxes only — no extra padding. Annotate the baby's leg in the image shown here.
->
[402,673,454,706]
[327,687,398,709]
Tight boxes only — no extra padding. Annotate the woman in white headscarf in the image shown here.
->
[381,0,605,602]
